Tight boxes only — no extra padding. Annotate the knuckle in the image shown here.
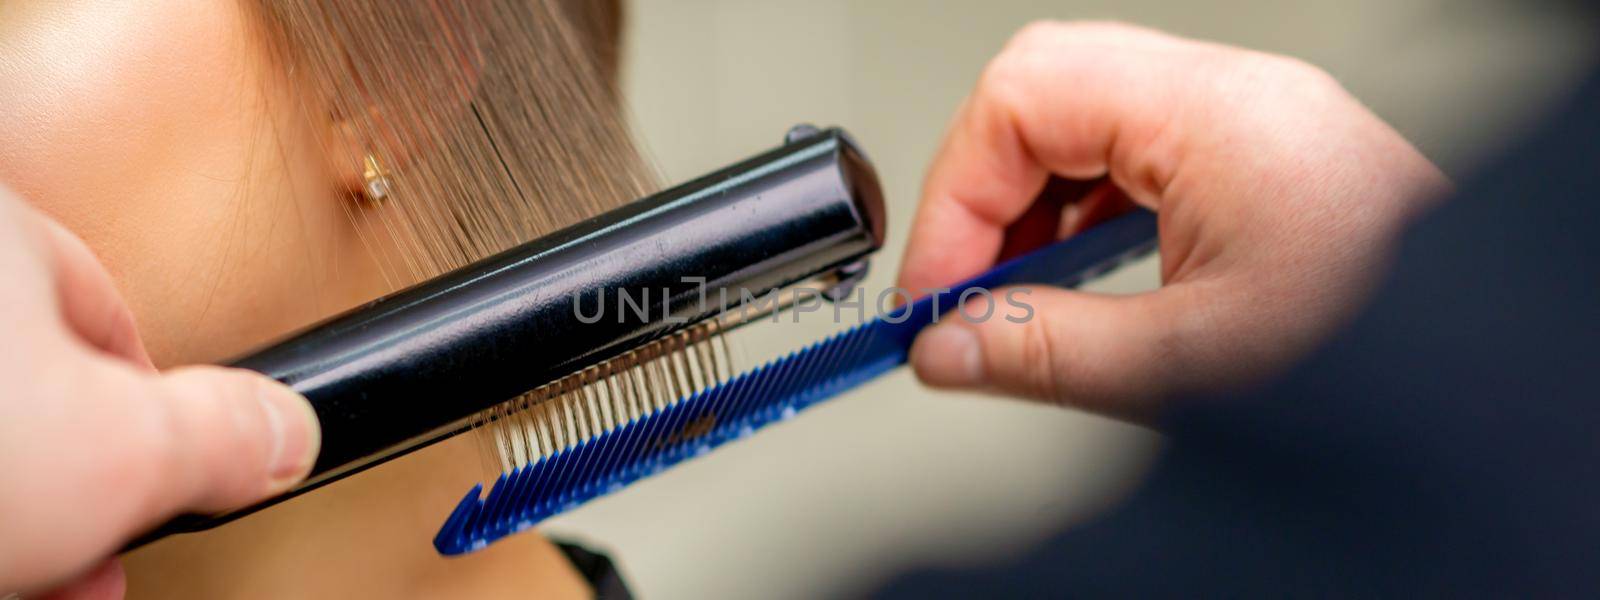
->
[1015,313,1068,400]
[1224,50,1343,99]
[1056,20,1147,38]
[154,368,272,504]
[1010,20,1151,49]
[985,20,1181,108]
[1250,52,1338,88]
[196,366,260,402]
[975,56,1028,108]
[97,371,185,518]
[99,300,142,355]
[170,368,265,448]
[1009,20,1067,48]
[1185,50,1351,133]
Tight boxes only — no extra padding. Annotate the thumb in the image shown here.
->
[13,365,319,592]
[133,367,321,515]
[909,285,1186,419]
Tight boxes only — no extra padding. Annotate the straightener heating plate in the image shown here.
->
[433,209,1159,555]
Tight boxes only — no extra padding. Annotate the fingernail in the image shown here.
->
[256,380,321,488]
[911,324,985,388]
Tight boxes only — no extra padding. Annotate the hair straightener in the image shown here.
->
[130,125,1159,554]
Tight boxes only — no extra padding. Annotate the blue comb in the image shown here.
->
[433,209,1159,555]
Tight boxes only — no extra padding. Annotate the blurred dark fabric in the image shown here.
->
[554,539,633,599]
[877,72,1600,597]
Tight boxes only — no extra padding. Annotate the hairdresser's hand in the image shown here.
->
[900,22,1449,419]
[0,188,320,598]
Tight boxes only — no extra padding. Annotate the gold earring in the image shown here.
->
[362,153,392,203]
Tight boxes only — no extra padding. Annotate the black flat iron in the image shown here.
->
[129,125,1158,556]
[130,125,885,546]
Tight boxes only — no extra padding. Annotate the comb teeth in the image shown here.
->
[469,323,732,476]
[433,209,1159,556]
[435,321,893,554]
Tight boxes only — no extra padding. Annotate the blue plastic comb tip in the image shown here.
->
[433,210,1159,555]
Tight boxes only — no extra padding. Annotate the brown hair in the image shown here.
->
[256,0,653,285]
[251,0,711,479]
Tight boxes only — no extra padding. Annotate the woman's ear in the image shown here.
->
[327,109,373,199]
[322,2,486,201]
[327,106,401,202]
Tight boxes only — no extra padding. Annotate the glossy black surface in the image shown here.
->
[242,126,882,481]
[125,127,885,547]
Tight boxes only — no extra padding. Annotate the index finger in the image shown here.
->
[897,22,1196,292]
[36,215,156,370]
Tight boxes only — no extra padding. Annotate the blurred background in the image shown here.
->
[543,1,1599,597]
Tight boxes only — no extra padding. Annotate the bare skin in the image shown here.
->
[2,14,1452,598]
[0,1,590,597]
[900,22,1449,419]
